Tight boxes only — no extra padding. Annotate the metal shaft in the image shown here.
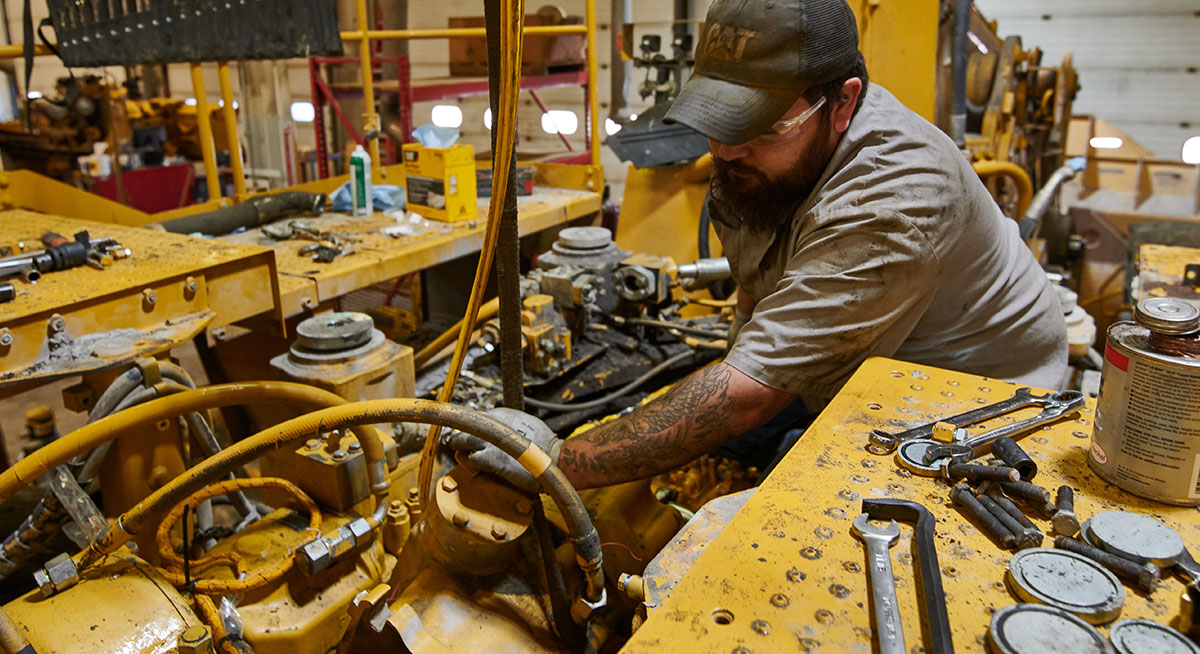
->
[1053,536,1159,594]
[950,484,1016,549]
[945,462,1019,482]
[1052,485,1081,536]
[997,480,1051,503]
[977,494,1036,549]
[987,491,1043,548]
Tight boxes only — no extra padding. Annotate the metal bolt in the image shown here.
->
[986,490,1043,548]
[997,480,1052,504]
[943,462,1020,483]
[348,441,362,453]
[185,276,198,294]
[212,327,228,342]
[48,314,66,333]
[1054,535,1160,594]
[491,524,508,540]
[750,619,771,635]
[441,476,458,493]
[177,625,214,654]
[142,289,156,306]
[302,297,317,311]
[950,483,1017,549]
[0,328,12,347]
[1052,485,1081,537]
[306,438,321,450]
[331,449,347,461]
[769,593,789,608]
[406,487,420,502]
[515,498,533,515]
[452,511,470,528]
[976,494,1038,549]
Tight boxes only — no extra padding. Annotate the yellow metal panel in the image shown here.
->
[0,211,278,388]
[0,170,151,226]
[623,357,1195,651]
[850,0,939,121]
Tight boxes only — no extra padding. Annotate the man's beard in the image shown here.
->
[709,116,838,233]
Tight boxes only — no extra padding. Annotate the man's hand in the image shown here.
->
[443,407,562,493]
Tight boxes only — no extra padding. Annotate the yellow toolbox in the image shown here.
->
[402,143,479,223]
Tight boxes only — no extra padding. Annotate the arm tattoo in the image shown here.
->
[558,363,740,488]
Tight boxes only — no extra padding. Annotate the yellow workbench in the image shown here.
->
[219,171,601,317]
[0,211,278,395]
[623,357,1198,652]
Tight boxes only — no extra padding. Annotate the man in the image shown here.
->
[450,0,1067,490]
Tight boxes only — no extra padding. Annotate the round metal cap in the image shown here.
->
[1110,619,1200,654]
[1006,548,1125,624]
[555,226,613,250]
[295,312,375,351]
[989,603,1113,654]
[1089,511,1184,567]
[1134,298,1200,335]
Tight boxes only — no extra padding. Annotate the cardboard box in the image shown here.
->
[403,143,478,223]
[448,12,585,77]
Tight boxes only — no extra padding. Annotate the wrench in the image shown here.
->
[869,387,1076,453]
[919,390,1084,465]
[851,514,905,654]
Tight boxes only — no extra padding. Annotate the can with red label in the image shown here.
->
[1090,297,1200,505]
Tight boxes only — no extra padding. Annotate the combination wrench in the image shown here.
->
[868,387,1082,453]
[851,514,905,654]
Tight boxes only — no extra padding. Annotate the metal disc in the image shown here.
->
[295,312,375,351]
[1006,548,1125,624]
[1110,619,1200,654]
[1089,511,1184,567]
[895,440,943,476]
[989,603,1113,654]
[555,226,612,250]
[1134,298,1200,335]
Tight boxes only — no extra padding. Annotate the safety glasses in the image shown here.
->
[749,96,827,146]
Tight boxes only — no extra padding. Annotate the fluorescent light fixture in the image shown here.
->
[968,32,989,54]
[26,91,42,99]
[605,117,622,135]
[184,97,197,106]
[483,107,493,130]
[1183,136,1200,164]
[1089,136,1123,150]
[290,101,315,122]
[431,104,463,129]
[541,110,578,135]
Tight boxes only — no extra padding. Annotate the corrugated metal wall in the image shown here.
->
[975,0,1200,160]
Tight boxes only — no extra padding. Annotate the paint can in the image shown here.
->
[1090,297,1200,505]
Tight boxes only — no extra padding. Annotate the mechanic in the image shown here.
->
[450,0,1068,490]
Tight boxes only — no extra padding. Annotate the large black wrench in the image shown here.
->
[862,498,954,654]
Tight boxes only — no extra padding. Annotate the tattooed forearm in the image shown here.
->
[556,361,795,489]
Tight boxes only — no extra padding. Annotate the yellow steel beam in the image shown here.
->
[356,0,381,179]
[584,0,601,168]
[0,170,152,226]
[217,62,248,199]
[189,64,224,203]
[850,0,939,122]
[339,25,587,41]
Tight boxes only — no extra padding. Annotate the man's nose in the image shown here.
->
[709,139,748,161]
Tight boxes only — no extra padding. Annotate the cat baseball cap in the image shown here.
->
[664,0,860,145]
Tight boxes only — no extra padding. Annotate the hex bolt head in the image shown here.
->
[48,314,66,333]
[491,524,508,541]
[331,449,347,461]
[306,438,321,450]
[177,625,214,654]
[142,289,156,306]
[0,329,12,347]
[348,441,362,453]
[515,499,533,515]
[441,476,458,493]
[185,276,198,294]
[452,511,470,528]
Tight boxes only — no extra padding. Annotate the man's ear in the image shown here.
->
[832,77,863,133]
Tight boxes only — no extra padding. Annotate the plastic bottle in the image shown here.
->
[350,144,372,217]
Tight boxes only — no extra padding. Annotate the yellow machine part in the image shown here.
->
[622,357,1199,651]
[849,0,939,122]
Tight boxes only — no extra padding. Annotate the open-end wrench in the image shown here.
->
[919,391,1084,465]
[869,387,1077,453]
[851,514,905,654]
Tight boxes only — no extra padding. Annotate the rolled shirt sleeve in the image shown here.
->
[725,208,940,398]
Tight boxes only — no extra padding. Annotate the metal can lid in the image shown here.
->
[1006,548,1124,624]
[1134,298,1200,335]
[1109,619,1200,654]
[295,312,375,351]
[989,603,1113,654]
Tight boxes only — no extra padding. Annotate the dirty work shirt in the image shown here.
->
[714,85,1068,399]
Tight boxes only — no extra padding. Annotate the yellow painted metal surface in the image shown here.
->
[850,0,939,121]
[1137,243,1200,305]
[5,551,201,653]
[220,177,600,317]
[0,169,151,226]
[0,211,279,392]
[623,357,1198,652]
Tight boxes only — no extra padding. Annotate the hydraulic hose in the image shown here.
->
[622,317,728,341]
[0,382,385,505]
[413,297,501,370]
[0,606,31,654]
[74,398,604,604]
[951,0,972,146]
[1017,157,1086,239]
[418,0,525,511]
[156,191,327,236]
[972,160,1033,219]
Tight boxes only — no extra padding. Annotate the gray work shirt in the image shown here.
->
[715,85,1068,399]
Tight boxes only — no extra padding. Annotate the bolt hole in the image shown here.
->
[156,419,171,431]
[711,608,734,625]
[867,402,882,411]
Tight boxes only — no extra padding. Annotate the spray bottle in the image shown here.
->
[350,144,372,217]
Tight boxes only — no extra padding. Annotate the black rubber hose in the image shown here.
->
[698,199,732,300]
[950,0,972,146]
[157,191,327,236]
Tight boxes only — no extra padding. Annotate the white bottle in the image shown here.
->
[350,144,372,217]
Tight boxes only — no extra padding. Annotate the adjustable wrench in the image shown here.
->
[869,387,1080,453]
[851,514,905,654]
